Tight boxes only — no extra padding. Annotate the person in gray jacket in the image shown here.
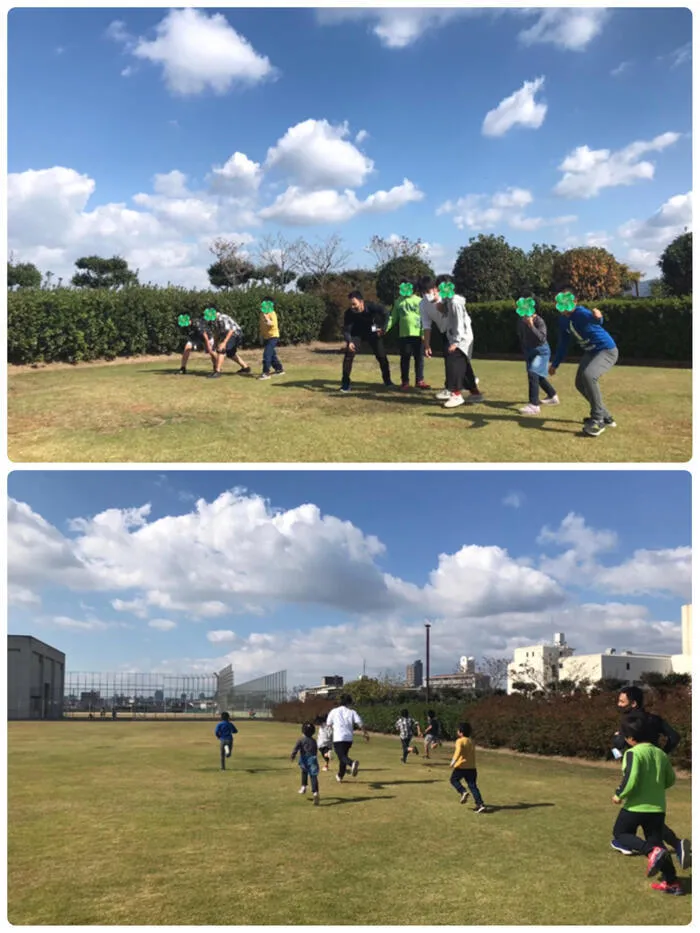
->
[516,297,559,415]
[439,277,483,409]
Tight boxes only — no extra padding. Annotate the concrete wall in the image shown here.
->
[560,653,673,684]
[8,636,65,720]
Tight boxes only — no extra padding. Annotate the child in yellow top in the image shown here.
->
[259,296,285,380]
[449,722,486,812]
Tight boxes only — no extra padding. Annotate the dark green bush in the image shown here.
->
[7,286,327,364]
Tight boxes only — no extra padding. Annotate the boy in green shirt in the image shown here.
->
[611,711,683,896]
[384,281,431,391]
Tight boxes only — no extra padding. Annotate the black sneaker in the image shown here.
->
[582,419,605,437]
[475,805,487,813]
[208,371,222,379]
[178,368,187,374]
[238,366,251,374]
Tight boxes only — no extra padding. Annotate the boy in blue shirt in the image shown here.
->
[548,290,618,437]
[215,711,238,771]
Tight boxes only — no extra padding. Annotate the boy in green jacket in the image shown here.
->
[611,711,683,896]
[384,281,431,391]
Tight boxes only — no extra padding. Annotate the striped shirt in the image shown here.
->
[395,716,417,740]
[214,312,242,341]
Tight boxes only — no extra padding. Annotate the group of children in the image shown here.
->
[180,279,619,438]
[178,298,285,380]
[214,694,688,897]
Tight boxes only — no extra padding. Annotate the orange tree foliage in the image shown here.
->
[552,247,625,301]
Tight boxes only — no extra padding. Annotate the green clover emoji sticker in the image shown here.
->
[555,292,576,313]
[516,297,536,317]
[261,301,274,314]
[178,314,191,327]
[438,282,455,300]
[399,282,414,297]
[203,307,217,322]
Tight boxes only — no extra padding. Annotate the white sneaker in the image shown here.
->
[443,394,465,409]
[258,373,271,380]
[541,395,560,406]
[520,404,541,415]
[466,393,484,404]
[225,745,231,757]
[460,791,470,804]
[351,760,360,777]
[435,389,451,401]
[298,786,307,794]
[335,774,343,783]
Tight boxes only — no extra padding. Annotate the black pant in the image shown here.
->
[445,348,478,393]
[450,767,484,807]
[400,736,415,762]
[399,336,424,385]
[300,769,319,793]
[342,335,391,389]
[333,740,354,778]
[528,371,557,405]
[441,335,478,391]
[612,809,677,882]
[219,739,232,769]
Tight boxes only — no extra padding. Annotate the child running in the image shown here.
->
[515,297,559,415]
[314,715,333,771]
[214,711,238,771]
[259,296,285,380]
[290,722,321,806]
[611,711,683,896]
[449,722,486,812]
[395,708,420,762]
[423,709,441,758]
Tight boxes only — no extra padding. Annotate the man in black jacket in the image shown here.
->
[340,291,394,392]
[610,686,690,869]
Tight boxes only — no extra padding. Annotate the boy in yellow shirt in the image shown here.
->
[259,297,285,380]
[449,722,487,812]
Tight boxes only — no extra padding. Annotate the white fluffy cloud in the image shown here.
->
[554,132,681,199]
[148,619,178,632]
[482,77,547,137]
[517,9,609,51]
[207,630,237,644]
[437,187,574,232]
[108,9,275,96]
[315,9,465,48]
[266,119,374,190]
[617,191,692,275]
[210,153,263,193]
[259,179,423,226]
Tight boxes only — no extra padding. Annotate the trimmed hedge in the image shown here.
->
[7,286,326,364]
[272,688,691,770]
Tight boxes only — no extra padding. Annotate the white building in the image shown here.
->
[508,606,692,694]
[507,633,573,694]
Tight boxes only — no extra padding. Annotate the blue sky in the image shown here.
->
[8,7,691,288]
[8,470,691,685]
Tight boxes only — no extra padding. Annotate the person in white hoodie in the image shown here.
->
[419,275,483,408]
[325,694,370,783]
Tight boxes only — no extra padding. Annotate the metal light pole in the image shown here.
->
[425,621,431,702]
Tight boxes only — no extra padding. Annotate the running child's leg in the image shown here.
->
[464,769,484,807]
[449,769,466,795]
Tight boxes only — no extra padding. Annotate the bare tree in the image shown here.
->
[297,233,352,292]
[479,657,510,691]
[255,233,304,289]
[365,234,427,269]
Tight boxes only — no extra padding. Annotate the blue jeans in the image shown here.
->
[262,338,283,374]
[525,347,556,405]
[450,767,484,807]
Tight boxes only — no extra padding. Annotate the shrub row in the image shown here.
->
[272,688,691,770]
[7,286,326,364]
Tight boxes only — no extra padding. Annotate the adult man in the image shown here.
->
[548,289,618,437]
[179,314,214,375]
[610,686,690,869]
[325,694,369,781]
[419,276,483,405]
[209,309,250,379]
[384,283,430,390]
[340,291,393,393]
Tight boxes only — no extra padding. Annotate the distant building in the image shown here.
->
[428,671,491,691]
[405,660,423,688]
[560,651,673,685]
[299,675,344,702]
[8,635,65,720]
[507,633,574,694]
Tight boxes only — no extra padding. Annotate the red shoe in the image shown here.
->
[400,383,411,391]
[650,881,683,896]
[415,381,431,389]
[646,846,670,878]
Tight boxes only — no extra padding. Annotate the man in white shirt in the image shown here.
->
[325,694,369,782]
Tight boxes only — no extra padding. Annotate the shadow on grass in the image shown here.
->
[424,410,582,435]
[322,795,395,806]
[367,779,442,789]
[144,369,254,379]
[486,802,556,812]
[678,876,692,895]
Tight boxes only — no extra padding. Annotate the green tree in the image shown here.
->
[365,234,427,268]
[659,231,692,296]
[71,255,139,289]
[375,255,434,306]
[618,263,644,297]
[452,234,528,302]
[523,244,561,297]
[551,247,624,301]
[7,260,42,288]
[207,237,255,290]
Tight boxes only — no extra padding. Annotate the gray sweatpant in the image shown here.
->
[575,348,618,422]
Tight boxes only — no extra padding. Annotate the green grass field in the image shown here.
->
[8,348,691,462]
[8,721,691,925]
